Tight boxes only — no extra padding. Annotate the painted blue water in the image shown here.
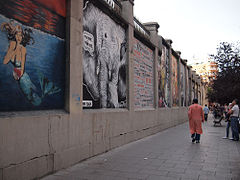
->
[0,15,65,111]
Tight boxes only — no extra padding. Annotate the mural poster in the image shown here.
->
[186,69,190,106]
[133,38,154,109]
[180,63,186,106]
[0,0,66,111]
[199,91,201,105]
[192,81,195,101]
[82,1,127,109]
[171,55,179,107]
[158,45,170,107]
[195,84,198,99]
[188,72,192,106]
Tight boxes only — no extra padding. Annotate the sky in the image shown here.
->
[134,0,240,64]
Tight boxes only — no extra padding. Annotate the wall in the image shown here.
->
[0,0,203,179]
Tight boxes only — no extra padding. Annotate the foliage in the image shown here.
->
[208,42,240,104]
[206,87,215,102]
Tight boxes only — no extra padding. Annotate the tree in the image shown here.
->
[208,42,240,104]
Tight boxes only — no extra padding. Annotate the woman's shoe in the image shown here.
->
[192,138,195,143]
[196,140,200,143]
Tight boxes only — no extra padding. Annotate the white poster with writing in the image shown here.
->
[133,38,154,109]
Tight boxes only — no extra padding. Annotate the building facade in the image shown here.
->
[192,61,218,84]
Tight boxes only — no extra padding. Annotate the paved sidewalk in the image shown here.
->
[42,115,240,180]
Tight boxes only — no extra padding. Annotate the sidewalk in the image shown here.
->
[42,115,240,180]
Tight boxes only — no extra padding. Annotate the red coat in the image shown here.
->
[188,104,204,134]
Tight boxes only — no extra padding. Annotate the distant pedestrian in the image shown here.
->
[222,103,233,140]
[224,103,228,118]
[203,104,209,121]
[228,99,239,141]
[188,99,204,143]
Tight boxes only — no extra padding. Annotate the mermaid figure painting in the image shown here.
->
[1,21,61,106]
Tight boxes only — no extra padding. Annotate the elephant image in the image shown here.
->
[83,2,126,108]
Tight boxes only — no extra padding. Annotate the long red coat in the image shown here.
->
[188,104,204,134]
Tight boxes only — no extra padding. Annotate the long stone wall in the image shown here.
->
[0,0,205,179]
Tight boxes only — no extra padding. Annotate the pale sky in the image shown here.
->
[134,0,240,64]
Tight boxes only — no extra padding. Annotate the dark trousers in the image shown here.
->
[191,133,200,141]
[204,114,208,121]
[226,121,232,138]
[230,117,239,141]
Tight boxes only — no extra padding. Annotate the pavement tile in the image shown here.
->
[139,165,159,171]
[198,175,227,180]
[115,172,149,179]
[167,172,183,179]
[184,169,200,176]
[84,175,127,180]
[215,171,234,178]
[202,166,216,172]
[160,162,176,168]
[185,164,203,170]
[112,165,141,173]
[214,167,231,173]
[174,163,189,169]
[180,173,199,180]
[199,171,217,177]
[147,175,178,180]
[148,159,166,166]
[41,176,66,180]
[137,169,168,176]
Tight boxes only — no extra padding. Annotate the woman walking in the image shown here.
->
[188,99,204,143]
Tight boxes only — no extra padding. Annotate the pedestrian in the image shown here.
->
[213,105,218,118]
[222,103,233,140]
[224,103,228,118]
[228,99,239,141]
[188,99,204,143]
[203,104,209,121]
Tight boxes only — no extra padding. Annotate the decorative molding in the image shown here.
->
[98,0,122,14]
[102,0,115,9]
[133,17,150,37]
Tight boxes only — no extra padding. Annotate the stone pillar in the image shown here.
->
[176,51,181,107]
[192,70,196,99]
[188,67,193,104]
[166,39,173,107]
[183,59,188,107]
[156,35,163,108]
[121,0,134,111]
[66,0,83,114]
[143,22,160,108]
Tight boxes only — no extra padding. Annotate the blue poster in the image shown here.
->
[0,0,66,111]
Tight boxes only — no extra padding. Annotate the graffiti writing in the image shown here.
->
[133,38,154,109]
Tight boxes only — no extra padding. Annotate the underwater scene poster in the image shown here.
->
[0,0,66,111]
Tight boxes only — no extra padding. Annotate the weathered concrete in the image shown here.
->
[42,115,240,180]
[0,109,188,180]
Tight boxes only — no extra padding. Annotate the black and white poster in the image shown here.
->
[158,45,170,108]
[83,1,127,109]
[180,63,186,106]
